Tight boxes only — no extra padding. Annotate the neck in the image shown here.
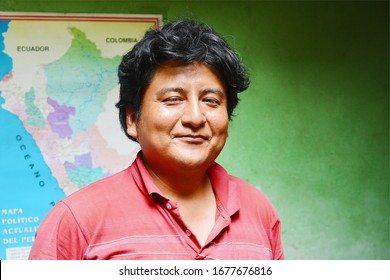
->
[142,156,212,201]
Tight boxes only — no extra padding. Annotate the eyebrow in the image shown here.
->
[155,87,184,98]
[201,88,225,97]
[155,87,225,98]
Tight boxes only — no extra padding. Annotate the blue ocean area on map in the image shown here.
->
[0,20,66,259]
[0,21,12,78]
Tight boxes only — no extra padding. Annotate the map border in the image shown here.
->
[0,11,162,25]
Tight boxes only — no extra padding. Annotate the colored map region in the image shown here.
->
[0,13,160,259]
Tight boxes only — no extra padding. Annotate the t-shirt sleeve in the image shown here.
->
[271,217,284,260]
[28,201,88,260]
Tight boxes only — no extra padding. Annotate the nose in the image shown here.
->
[181,99,206,128]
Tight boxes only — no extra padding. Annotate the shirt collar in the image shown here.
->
[207,161,241,217]
[130,151,166,201]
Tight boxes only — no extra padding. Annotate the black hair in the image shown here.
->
[116,19,250,141]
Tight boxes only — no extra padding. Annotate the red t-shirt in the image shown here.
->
[29,153,284,260]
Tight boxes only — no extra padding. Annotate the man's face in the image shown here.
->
[126,62,229,174]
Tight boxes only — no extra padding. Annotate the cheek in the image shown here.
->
[138,107,179,139]
[155,107,183,130]
[158,106,179,119]
[213,110,229,129]
[208,113,229,138]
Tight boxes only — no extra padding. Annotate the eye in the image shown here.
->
[162,96,183,104]
[202,97,221,106]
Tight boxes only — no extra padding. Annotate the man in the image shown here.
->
[29,19,284,260]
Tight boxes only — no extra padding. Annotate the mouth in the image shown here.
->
[174,134,210,144]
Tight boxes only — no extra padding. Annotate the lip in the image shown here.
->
[175,134,209,143]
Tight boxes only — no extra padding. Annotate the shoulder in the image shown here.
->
[229,175,273,205]
[227,174,280,221]
[36,166,136,238]
[210,162,278,217]
[63,167,133,205]
[47,166,136,225]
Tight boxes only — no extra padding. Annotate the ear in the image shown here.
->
[125,108,138,139]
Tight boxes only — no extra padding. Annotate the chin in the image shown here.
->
[172,152,218,170]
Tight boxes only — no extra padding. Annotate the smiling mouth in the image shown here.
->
[175,135,209,143]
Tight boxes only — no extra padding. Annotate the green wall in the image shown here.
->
[1,0,388,259]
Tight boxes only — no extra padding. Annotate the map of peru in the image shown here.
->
[0,14,160,259]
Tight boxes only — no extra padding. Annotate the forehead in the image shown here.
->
[149,62,226,89]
